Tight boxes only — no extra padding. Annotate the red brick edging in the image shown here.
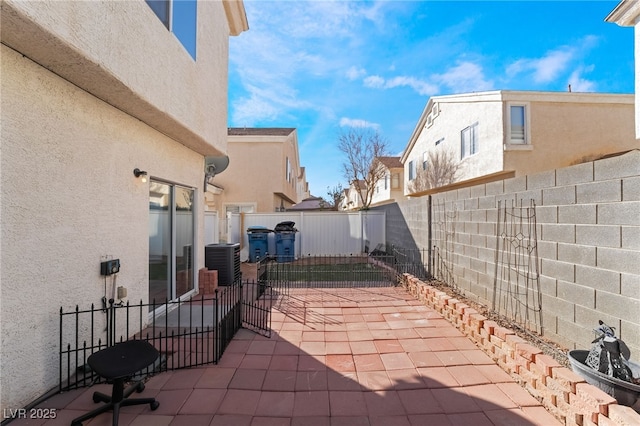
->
[400,273,640,426]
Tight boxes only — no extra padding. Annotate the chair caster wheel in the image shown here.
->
[92,394,101,403]
[150,401,160,410]
[136,382,145,393]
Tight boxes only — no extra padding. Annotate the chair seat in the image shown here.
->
[89,340,159,380]
[71,340,160,426]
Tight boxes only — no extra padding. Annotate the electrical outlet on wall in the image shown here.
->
[100,259,120,276]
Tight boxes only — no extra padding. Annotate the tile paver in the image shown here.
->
[31,286,561,425]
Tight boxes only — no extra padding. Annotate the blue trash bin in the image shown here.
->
[247,226,272,262]
[275,232,296,263]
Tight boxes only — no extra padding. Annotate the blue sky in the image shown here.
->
[227,1,634,199]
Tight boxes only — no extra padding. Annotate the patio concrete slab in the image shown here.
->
[24,286,561,425]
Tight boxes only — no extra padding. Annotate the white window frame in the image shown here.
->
[408,160,415,181]
[286,157,291,183]
[146,0,197,59]
[422,151,428,171]
[461,122,479,159]
[507,103,530,145]
[391,173,400,189]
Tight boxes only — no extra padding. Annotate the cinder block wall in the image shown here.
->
[379,150,640,356]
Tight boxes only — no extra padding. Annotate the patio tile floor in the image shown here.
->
[22,286,561,425]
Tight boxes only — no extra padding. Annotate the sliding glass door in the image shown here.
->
[148,181,194,308]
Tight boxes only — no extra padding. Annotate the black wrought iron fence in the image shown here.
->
[257,254,405,297]
[59,279,271,392]
[384,245,430,280]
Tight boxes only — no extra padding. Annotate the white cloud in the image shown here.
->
[363,75,438,96]
[232,96,280,127]
[568,66,596,92]
[506,36,599,84]
[507,49,573,83]
[228,1,392,125]
[346,66,367,81]
[363,75,385,89]
[339,118,380,129]
[434,61,494,93]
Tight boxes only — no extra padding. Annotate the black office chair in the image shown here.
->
[71,339,160,426]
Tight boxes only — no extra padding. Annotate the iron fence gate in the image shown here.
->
[257,254,401,299]
[241,281,273,337]
[59,279,272,392]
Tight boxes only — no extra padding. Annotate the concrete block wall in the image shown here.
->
[383,150,640,356]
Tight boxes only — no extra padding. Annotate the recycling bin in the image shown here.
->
[275,232,296,263]
[274,221,297,263]
[247,226,272,263]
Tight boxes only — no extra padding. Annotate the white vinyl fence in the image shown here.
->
[204,211,219,244]
[226,211,386,261]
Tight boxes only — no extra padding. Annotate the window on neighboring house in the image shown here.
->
[286,157,291,183]
[509,104,527,144]
[146,0,197,59]
[384,174,389,190]
[225,204,255,215]
[391,173,400,189]
[408,160,415,180]
[461,123,479,159]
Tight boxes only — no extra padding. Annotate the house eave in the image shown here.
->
[223,0,249,36]
[606,0,640,27]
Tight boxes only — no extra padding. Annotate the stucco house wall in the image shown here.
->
[216,129,305,215]
[0,0,246,411]
[607,0,640,139]
[402,93,506,193]
[402,91,636,196]
[502,93,635,175]
[371,158,405,206]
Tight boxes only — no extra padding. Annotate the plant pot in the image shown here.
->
[568,349,640,407]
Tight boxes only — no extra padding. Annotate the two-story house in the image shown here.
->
[401,90,636,195]
[211,128,308,239]
[340,180,367,211]
[1,0,247,411]
[370,156,405,207]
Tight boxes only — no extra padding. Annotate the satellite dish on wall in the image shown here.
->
[205,155,230,175]
[204,155,229,191]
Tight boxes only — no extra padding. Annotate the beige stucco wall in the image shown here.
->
[216,133,303,214]
[1,46,207,410]
[0,0,243,410]
[403,92,636,195]
[503,96,636,174]
[371,168,404,206]
[0,0,230,156]
[404,95,506,195]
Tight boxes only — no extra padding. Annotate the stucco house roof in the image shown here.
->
[228,127,296,136]
[376,156,403,169]
[287,196,334,211]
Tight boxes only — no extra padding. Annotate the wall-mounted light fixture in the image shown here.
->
[133,168,148,183]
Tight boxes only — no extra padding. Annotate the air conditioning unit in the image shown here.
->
[204,243,240,285]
